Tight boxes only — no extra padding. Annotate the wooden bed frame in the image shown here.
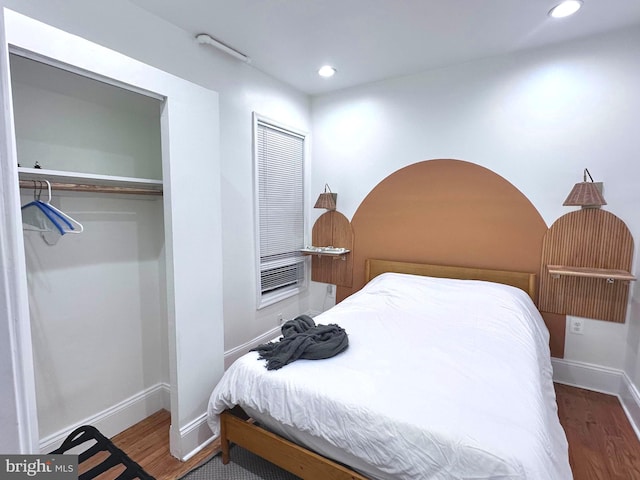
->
[220,408,367,479]
[219,259,538,479]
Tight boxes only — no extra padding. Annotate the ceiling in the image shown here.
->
[129,0,640,96]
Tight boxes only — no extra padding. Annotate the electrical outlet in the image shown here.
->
[326,284,334,295]
[569,318,584,335]
[277,313,284,325]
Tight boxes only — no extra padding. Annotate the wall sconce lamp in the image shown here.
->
[314,184,337,210]
[563,168,607,208]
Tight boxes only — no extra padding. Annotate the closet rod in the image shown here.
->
[19,180,163,196]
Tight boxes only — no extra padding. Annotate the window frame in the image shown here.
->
[252,112,309,309]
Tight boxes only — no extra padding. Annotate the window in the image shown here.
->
[254,113,307,308]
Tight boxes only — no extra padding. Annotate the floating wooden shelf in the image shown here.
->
[300,247,350,258]
[547,265,636,282]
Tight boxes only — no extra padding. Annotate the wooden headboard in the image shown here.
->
[365,259,537,301]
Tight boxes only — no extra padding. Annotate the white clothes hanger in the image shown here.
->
[39,180,84,234]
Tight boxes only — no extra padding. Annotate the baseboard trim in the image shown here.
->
[223,311,322,369]
[552,358,640,440]
[172,325,288,459]
[224,326,280,369]
[551,357,623,395]
[39,382,170,453]
[620,372,640,441]
[169,412,216,462]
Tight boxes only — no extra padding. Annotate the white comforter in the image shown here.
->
[208,273,572,479]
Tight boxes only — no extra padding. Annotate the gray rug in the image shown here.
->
[181,446,301,480]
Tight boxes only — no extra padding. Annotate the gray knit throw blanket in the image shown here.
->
[252,315,349,370]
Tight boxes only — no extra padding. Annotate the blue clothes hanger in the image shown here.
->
[36,201,75,231]
[22,198,66,235]
[21,180,72,235]
[22,180,84,245]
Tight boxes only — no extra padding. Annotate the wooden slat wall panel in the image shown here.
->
[311,211,354,287]
[539,209,634,323]
[311,213,334,284]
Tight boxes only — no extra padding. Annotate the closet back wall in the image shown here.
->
[22,195,166,444]
[12,57,168,445]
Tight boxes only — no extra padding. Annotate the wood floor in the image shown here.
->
[554,383,640,479]
[103,384,640,480]
[109,410,219,480]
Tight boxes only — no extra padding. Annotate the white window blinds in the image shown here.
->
[255,116,306,306]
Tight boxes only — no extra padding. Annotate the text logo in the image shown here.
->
[1,455,77,480]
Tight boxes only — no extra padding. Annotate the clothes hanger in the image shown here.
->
[21,181,66,235]
[21,180,84,244]
[38,180,84,234]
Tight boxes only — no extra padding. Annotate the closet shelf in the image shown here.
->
[547,265,636,282]
[18,167,163,195]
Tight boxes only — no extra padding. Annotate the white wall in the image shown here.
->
[312,27,640,385]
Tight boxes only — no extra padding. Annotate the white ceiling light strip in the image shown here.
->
[196,33,252,63]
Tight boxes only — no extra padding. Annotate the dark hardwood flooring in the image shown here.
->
[555,383,640,479]
[103,384,640,480]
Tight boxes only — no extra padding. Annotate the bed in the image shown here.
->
[207,259,572,479]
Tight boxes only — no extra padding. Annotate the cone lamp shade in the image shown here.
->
[314,184,337,210]
[563,169,606,208]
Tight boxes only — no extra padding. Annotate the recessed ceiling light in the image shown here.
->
[549,0,583,18]
[318,65,336,78]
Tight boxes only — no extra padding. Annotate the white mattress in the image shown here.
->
[208,273,572,479]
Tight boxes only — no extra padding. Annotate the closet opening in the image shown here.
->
[10,51,170,452]
[3,9,223,459]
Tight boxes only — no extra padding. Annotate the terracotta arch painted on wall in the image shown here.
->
[335,159,565,357]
